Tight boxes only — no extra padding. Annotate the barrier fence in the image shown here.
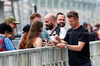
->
[0,41,100,66]
[90,41,100,66]
[0,47,69,66]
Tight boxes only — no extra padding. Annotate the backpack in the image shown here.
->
[55,26,60,36]
[0,38,7,51]
[50,26,60,36]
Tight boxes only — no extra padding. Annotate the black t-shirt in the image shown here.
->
[64,25,90,66]
[89,31,96,41]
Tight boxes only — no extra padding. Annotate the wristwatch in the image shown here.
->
[64,44,67,48]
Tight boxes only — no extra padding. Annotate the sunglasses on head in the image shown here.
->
[67,12,74,15]
[67,12,78,18]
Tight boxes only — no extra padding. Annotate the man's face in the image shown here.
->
[7,23,17,31]
[44,17,53,30]
[67,17,77,28]
[31,17,41,23]
[57,15,65,27]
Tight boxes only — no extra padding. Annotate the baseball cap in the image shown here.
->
[3,16,20,24]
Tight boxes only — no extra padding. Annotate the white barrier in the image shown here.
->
[0,46,69,66]
[90,41,100,66]
[0,41,100,66]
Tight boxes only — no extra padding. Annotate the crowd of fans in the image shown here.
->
[83,22,100,41]
[1,11,100,66]
[0,12,100,51]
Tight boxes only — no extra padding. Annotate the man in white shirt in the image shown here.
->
[56,12,67,39]
[44,13,66,44]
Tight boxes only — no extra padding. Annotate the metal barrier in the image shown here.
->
[0,47,69,66]
[90,41,100,66]
[0,41,100,66]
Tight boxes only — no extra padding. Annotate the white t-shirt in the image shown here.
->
[98,29,100,38]
[98,29,100,34]
[47,27,66,40]
[47,30,56,40]
[59,27,66,39]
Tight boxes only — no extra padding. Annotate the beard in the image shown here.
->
[46,24,54,30]
[57,23,65,27]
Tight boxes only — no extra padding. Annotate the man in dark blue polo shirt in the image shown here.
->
[55,11,92,66]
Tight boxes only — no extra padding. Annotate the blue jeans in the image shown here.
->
[78,60,92,66]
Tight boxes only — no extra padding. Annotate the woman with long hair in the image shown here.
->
[19,32,28,49]
[25,20,43,48]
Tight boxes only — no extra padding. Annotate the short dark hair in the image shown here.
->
[0,23,12,34]
[56,12,65,19]
[67,11,79,19]
[30,13,41,20]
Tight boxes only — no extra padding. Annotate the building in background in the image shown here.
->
[0,0,100,38]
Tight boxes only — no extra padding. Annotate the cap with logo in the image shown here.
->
[3,16,20,24]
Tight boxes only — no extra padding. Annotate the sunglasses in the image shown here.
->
[67,12,74,15]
